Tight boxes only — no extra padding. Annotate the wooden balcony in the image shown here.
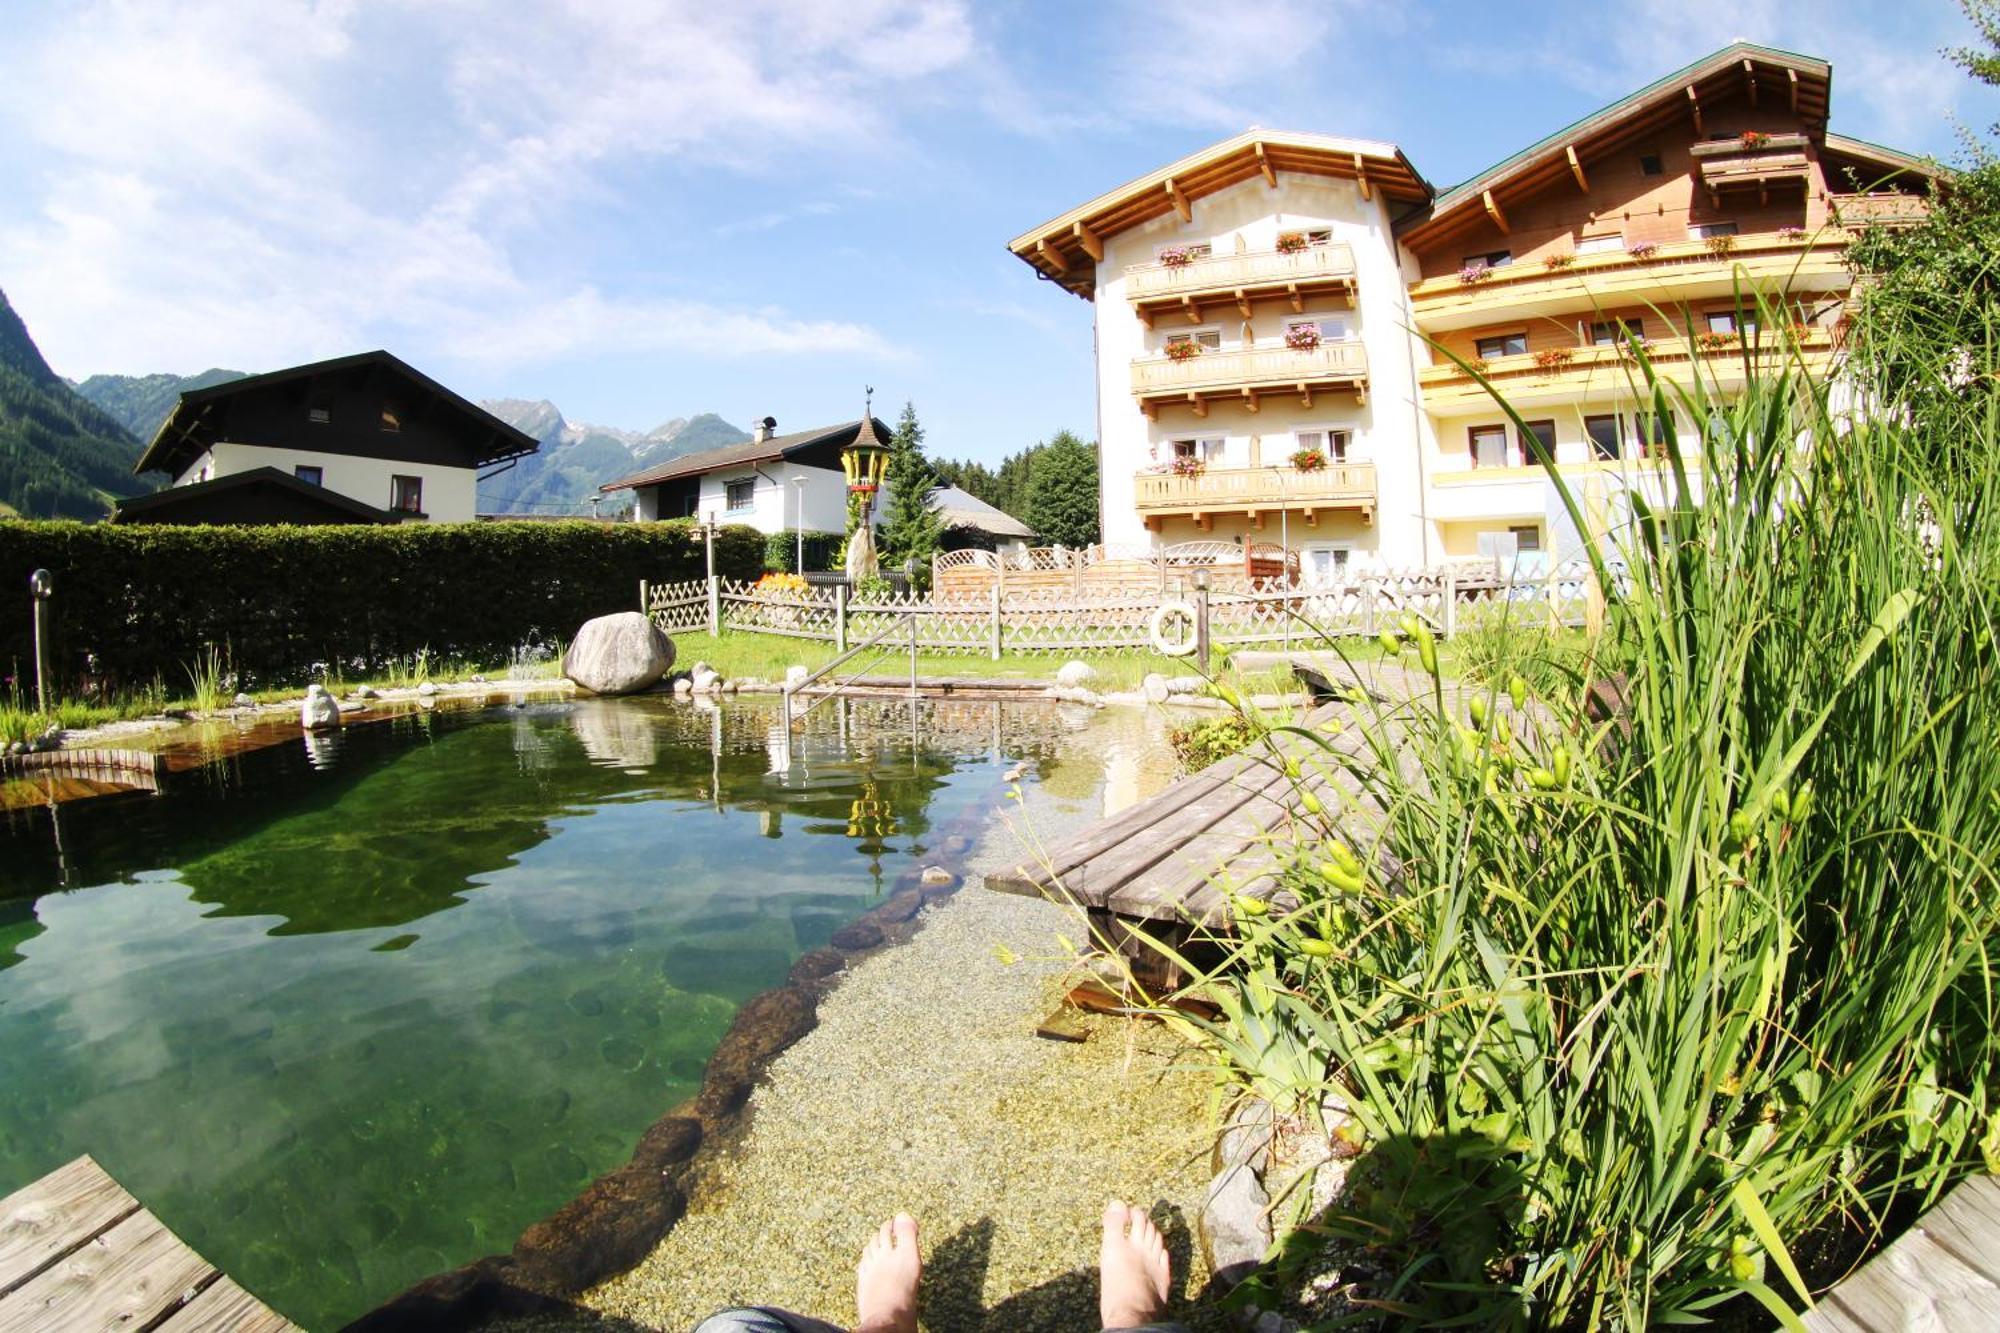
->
[1829,191,1930,229]
[1125,243,1357,326]
[1417,327,1838,414]
[1691,135,1813,206]
[1407,234,1852,332]
[1130,341,1369,419]
[1134,462,1377,530]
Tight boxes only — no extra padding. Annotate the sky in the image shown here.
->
[2,0,1994,465]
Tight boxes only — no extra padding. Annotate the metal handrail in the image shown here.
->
[781,611,919,728]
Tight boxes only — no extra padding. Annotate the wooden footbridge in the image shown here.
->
[0,1156,295,1331]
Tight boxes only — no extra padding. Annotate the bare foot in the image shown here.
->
[1099,1199,1172,1329]
[855,1212,920,1333]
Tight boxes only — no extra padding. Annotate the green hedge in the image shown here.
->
[0,519,763,692]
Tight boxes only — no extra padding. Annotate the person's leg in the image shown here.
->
[1098,1199,1181,1333]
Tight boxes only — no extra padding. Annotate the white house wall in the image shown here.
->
[688,462,879,536]
[195,441,478,522]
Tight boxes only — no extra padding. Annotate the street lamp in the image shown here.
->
[792,476,808,574]
[28,569,53,712]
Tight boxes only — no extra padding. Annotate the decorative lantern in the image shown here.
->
[842,420,890,500]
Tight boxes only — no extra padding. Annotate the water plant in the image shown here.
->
[183,642,233,712]
[1145,269,2000,1327]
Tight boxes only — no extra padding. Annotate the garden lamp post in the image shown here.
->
[29,569,52,712]
[841,390,890,583]
[792,477,808,574]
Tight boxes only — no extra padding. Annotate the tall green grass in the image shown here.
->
[1153,288,2000,1327]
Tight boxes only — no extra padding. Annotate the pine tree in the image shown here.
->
[1024,430,1100,547]
[878,400,944,584]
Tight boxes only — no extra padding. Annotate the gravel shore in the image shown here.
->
[585,764,1225,1333]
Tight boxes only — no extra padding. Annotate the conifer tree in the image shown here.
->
[878,400,944,584]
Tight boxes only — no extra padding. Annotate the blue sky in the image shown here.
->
[2,0,1993,464]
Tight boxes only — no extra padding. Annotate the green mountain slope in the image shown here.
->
[0,289,147,519]
[72,368,247,442]
[477,402,748,515]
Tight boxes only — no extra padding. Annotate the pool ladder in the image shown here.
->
[780,611,920,729]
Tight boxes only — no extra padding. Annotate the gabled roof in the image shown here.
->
[110,466,400,524]
[929,485,1034,539]
[1822,132,1944,187]
[600,417,894,492]
[1399,42,1835,250]
[136,349,539,475]
[1010,129,1433,298]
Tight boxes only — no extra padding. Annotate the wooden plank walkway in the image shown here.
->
[0,749,165,793]
[1805,1174,2000,1331]
[0,1156,295,1332]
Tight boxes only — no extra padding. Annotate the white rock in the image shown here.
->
[232,692,255,709]
[300,684,341,731]
[1142,672,1171,704]
[1055,660,1096,688]
[691,667,721,694]
[673,677,693,696]
[416,681,440,697]
[785,664,811,690]
[1166,675,1205,695]
[921,866,957,887]
[352,684,379,699]
[562,611,676,696]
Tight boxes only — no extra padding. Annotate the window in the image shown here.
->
[1704,309,1759,336]
[1636,411,1673,453]
[1638,152,1663,176]
[1576,233,1625,255]
[1584,414,1624,460]
[1461,249,1513,271]
[308,406,330,425]
[1171,437,1225,463]
[294,465,323,487]
[1588,318,1644,346]
[1689,221,1739,240]
[1475,332,1528,359]
[725,478,756,511]
[1301,228,1334,247]
[1164,329,1222,353]
[390,475,423,514]
[1287,315,1347,342]
[1520,419,1557,462]
[1469,424,1511,469]
[1509,525,1543,553]
[379,402,402,432]
[1294,429,1350,462]
[1302,546,1352,586]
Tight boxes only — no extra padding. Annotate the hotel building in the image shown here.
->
[1007,43,1935,578]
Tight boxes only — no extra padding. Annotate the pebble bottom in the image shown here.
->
[582,787,1224,1333]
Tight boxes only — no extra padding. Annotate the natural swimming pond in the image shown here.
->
[0,694,1160,1329]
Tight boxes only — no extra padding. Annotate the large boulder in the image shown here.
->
[1056,660,1096,688]
[301,683,341,731]
[563,613,675,696]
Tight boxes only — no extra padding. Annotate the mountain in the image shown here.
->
[72,368,248,442]
[475,402,748,514]
[0,289,148,519]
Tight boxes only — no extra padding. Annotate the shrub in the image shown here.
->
[1169,713,1262,774]
[0,519,763,691]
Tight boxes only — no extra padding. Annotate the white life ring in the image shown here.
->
[1149,600,1200,657]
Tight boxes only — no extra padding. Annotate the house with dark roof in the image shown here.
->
[600,415,895,537]
[115,350,538,525]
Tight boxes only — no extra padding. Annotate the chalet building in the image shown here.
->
[1008,43,1937,577]
[601,415,896,537]
[116,350,538,525]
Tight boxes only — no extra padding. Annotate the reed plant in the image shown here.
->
[181,642,233,713]
[1151,281,2000,1327]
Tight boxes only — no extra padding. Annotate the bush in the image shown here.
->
[0,519,763,691]
[1168,713,1261,774]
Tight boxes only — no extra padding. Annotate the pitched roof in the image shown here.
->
[1399,42,1836,249]
[136,349,539,475]
[110,466,400,524]
[599,417,893,492]
[929,485,1034,539]
[1009,129,1433,298]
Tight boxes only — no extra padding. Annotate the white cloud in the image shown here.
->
[0,0,966,377]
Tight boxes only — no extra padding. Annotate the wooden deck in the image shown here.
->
[1805,1174,2000,1331]
[0,1156,295,1332]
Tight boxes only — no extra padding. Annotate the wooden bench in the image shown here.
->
[0,1156,295,1331]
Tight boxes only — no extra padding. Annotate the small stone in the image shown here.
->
[300,683,341,731]
[353,684,379,699]
[920,866,957,887]
[469,674,487,684]
[690,667,721,694]
[1142,672,1171,704]
[784,664,810,690]
[673,678,693,696]
[1165,675,1204,695]
[6,741,26,757]
[871,891,924,925]
[233,692,255,708]
[828,920,885,952]
[787,949,846,984]
[1056,660,1096,688]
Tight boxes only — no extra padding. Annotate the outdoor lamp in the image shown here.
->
[30,569,53,599]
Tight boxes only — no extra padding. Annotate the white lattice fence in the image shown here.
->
[646,579,712,634]
[718,578,843,641]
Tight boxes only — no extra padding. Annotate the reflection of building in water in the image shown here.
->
[568,698,660,771]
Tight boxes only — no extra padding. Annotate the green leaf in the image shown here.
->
[1731,1179,1813,1311]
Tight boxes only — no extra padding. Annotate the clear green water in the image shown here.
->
[0,695,1040,1330]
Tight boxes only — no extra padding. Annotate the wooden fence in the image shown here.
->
[644,563,1598,659]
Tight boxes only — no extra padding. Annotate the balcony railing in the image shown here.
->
[1416,327,1837,410]
[1130,341,1369,402]
[1829,192,1930,229]
[1134,462,1377,516]
[1125,243,1357,303]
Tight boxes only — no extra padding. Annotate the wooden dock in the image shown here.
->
[0,1156,295,1332]
[1805,1174,2000,1331]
